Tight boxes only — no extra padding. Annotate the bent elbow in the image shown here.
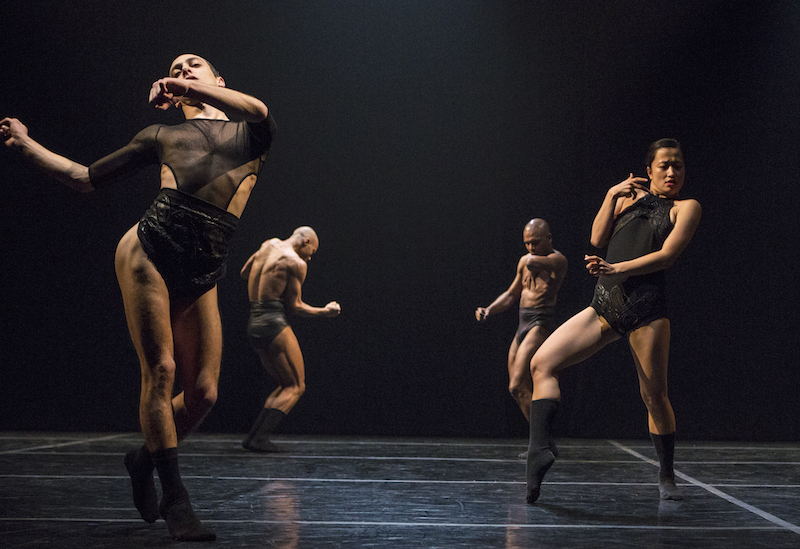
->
[249,103,270,123]
[589,236,606,248]
[662,257,677,270]
[75,176,95,193]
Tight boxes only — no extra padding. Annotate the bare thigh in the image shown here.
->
[628,318,675,433]
[530,308,620,400]
[510,327,550,387]
[628,318,670,392]
[258,326,305,389]
[172,287,222,400]
[115,224,178,447]
[115,225,175,380]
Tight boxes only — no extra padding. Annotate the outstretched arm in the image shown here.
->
[284,262,341,318]
[1,118,93,192]
[586,199,702,277]
[149,79,269,123]
[476,256,525,321]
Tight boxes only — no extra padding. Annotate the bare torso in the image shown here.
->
[519,251,567,309]
[245,239,301,302]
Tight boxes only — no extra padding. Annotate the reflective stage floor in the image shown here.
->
[1,433,799,548]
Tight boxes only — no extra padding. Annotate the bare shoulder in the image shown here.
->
[674,198,702,220]
[259,237,281,251]
[289,254,308,282]
[551,249,568,267]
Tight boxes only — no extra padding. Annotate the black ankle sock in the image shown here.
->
[124,445,159,523]
[526,399,559,504]
[650,432,683,501]
[242,408,286,453]
[152,448,216,541]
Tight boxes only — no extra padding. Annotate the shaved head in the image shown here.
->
[522,218,553,255]
[292,226,319,246]
[524,218,550,237]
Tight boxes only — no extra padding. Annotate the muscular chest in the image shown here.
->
[523,268,553,290]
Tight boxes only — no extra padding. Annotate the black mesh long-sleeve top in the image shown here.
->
[88,113,276,213]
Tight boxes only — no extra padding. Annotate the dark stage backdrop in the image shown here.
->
[1,1,798,441]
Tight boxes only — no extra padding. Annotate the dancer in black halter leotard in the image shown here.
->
[524,139,701,504]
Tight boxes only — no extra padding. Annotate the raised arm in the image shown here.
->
[284,261,341,318]
[586,199,702,277]
[1,117,93,193]
[526,251,568,276]
[475,256,525,321]
[149,79,269,123]
[590,174,650,248]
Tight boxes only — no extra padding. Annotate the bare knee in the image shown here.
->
[142,358,177,396]
[508,379,529,402]
[640,385,669,411]
[185,380,219,414]
[529,355,552,385]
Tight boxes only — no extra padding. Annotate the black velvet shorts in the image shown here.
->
[137,188,238,300]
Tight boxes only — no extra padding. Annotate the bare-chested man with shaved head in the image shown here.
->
[240,227,341,452]
[476,219,567,434]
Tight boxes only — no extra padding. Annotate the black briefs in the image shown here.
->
[247,300,290,350]
[515,306,556,345]
[137,188,238,300]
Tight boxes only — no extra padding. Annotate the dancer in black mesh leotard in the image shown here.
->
[2,54,276,541]
[523,139,701,504]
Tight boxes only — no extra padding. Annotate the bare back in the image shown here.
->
[520,250,567,309]
[244,239,303,302]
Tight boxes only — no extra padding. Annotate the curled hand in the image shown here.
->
[325,301,342,317]
[584,255,616,277]
[148,78,192,110]
[475,307,489,322]
[0,117,29,148]
[609,173,650,200]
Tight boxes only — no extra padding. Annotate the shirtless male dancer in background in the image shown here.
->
[241,227,341,452]
[476,219,568,429]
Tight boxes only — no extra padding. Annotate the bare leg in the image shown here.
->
[509,327,550,420]
[243,327,306,452]
[261,327,306,413]
[629,319,674,434]
[511,327,557,457]
[171,287,222,440]
[526,308,620,503]
[629,319,681,500]
[530,308,620,401]
[115,225,215,541]
[115,227,179,452]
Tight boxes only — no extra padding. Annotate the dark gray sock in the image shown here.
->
[526,399,559,504]
[152,448,216,541]
[650,432,683,501]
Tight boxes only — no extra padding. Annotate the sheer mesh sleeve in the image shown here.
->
[246,112,277,160]
[88,124,162,188]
